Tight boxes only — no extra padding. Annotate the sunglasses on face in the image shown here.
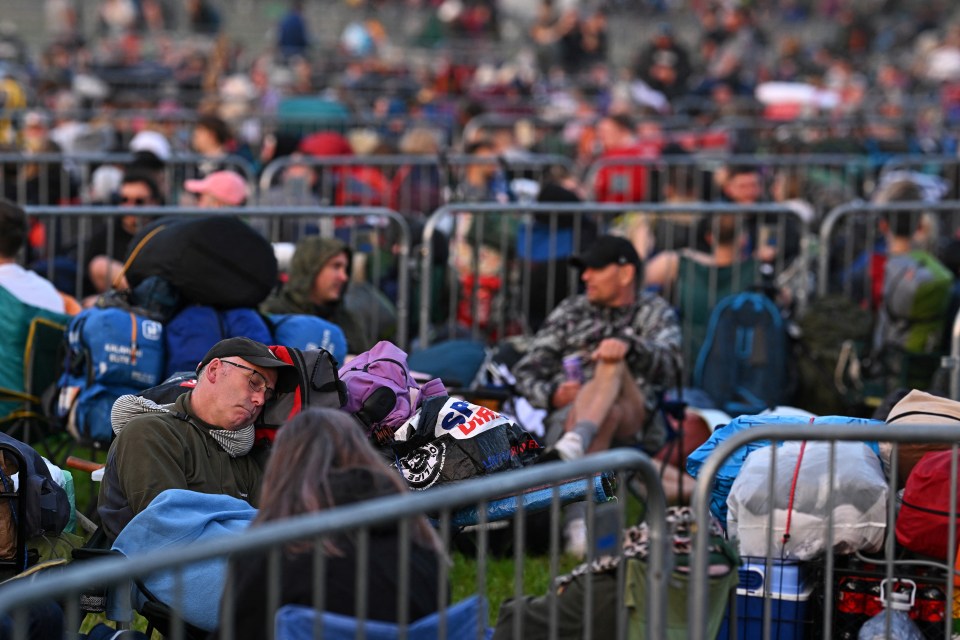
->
[220,359,277,401]
[120,195,149,205]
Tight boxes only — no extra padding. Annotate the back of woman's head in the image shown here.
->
[255,408,442,556]
[256,408,406,524]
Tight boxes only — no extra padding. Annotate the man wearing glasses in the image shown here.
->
[98,337,298,542]
[81,171,162,301]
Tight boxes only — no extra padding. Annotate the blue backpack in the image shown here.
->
[267,314,348,364]
[57,307,165,443]
[164,306,273,378]
[693,291,788,417]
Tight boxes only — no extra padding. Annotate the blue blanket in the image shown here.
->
[112,489,256,631]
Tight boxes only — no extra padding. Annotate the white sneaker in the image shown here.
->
[553,432,585,461]
[564,517,588,559]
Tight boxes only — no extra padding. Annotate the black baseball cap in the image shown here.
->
[569,235,642,271]
[197,337,299,394]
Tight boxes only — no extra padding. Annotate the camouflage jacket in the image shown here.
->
[512,291,682,413]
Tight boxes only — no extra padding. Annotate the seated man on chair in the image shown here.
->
[513,235,682,461]
[0,198,77,419]
[98,337,299,542]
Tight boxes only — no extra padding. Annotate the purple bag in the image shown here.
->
[340,341,446,434]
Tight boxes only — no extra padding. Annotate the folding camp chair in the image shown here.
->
[72,528,209,640]
[0,315,69,462]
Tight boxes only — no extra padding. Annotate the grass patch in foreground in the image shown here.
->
[451,550,582,626]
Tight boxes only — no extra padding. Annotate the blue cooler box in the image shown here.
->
[717,558,816,640]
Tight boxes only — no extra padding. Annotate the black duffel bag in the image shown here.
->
[391,395,543,490]
[125,216,278,309]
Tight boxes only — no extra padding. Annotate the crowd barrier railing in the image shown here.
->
[0,151,258,207]
[817,199,960,301]
[24,205,412,350]
[878,154,960,187]
[0,449,668,640]
[581,153,880,210]
[419,202,809,377]
[950,309,960,402]
[689,422,960,640]
[258,153,575,213]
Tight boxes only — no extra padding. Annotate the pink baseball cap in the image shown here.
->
[184,170,248,206]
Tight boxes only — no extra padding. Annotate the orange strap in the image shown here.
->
[110,224,166,289]
[129,312,138,366]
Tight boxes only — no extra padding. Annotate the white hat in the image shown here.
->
[129,130,171,162]
[687,407,732,433]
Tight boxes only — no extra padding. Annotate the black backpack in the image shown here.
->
[125,216,278,309]
[136,347,346,444]
[0,433,70,541]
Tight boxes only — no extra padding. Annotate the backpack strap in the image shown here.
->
[111,224,167,290]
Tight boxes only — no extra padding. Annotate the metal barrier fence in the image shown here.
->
[580,153,881,218]
[460,113,703,160]
[880,156,960,199]
[418,202,809,375]
[689,422,960,640]
[950,310,960,402]
[0,152,257,207]
[24,206,412,350]
[258,153,575,215]
[817,200,960,301]
[0,449,667,640]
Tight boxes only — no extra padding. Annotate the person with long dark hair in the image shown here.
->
[220,408,444,639]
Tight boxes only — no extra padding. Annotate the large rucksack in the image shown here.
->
[56,307,166,443]
[265,314,347,365]
[0,433,70,569]
[874,250,953,355]
[795,294,874,416]
[338,341,447,448]
[896,449,960,560]
[339,341,421,432]
[693,291,788,416]
[258,346,346,441]
[163,306,272,378]
[124,216,278,309]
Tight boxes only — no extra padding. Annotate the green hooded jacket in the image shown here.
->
[260,236,372,354]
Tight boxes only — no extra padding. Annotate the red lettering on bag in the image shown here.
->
[459,406,498,436]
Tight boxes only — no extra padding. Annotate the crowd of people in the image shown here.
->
[3,0,960,637]
[1,0,959,173]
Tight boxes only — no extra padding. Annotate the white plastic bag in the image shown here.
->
[728,441,887,560]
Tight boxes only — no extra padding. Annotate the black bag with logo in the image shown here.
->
[391,395,541,491]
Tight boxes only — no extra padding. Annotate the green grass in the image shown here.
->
[451,550,582,626]
[447,492,646,626]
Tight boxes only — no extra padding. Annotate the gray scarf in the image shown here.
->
[111,395,255,457]
[208,425,255,458]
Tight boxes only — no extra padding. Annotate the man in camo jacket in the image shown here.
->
[513,235,682,461]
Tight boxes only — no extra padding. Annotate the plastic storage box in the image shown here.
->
[717,557,816,640]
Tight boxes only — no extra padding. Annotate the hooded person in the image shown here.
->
[260,236,372,354]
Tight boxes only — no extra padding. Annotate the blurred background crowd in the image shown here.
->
[1,0,959,173]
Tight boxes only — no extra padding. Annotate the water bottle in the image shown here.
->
[858,579,924,640]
